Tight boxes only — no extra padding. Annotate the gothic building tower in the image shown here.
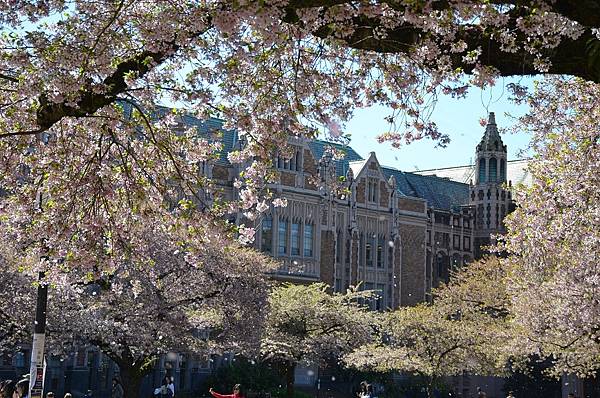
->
[470,112,512,258]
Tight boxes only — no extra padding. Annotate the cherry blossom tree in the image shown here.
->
[2,0,600,233]
[261,283,374,398]
[2,2,600,392]
[0,215,276,398]
[499,76,600,378]
[346,258,513,398]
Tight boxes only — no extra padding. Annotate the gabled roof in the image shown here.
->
[382,167,470,211]
[307,139,364,177]
[180,114,237,165]
[118,101,237,165]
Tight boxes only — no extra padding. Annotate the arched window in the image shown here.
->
[489,157,497,182]
[478,158,486,183]
[500,159,506,182]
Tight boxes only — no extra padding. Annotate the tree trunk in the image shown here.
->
[114,358,150,398]
[285,361,296,398]
[425,376,435,398]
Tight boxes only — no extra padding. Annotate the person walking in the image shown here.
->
[155,377,173,398]
[14,378,29,398]
[506,391,515,398]
[357,381,371,398]
[111,378,124,398]
[209,384,244,398]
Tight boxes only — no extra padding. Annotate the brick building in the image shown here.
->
[0,111,530,397]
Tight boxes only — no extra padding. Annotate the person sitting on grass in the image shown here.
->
[209,384,244,398]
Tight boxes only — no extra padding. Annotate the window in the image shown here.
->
[500,159,506,181]
[278,218,288,255]
[453,234,461,250]
[335,278,342,293]
[276,147,302,171]
[453,217,460,227]
[261,216,272,253]
[463,236,471,251]
[489,157,497,182]
[291,221,300,255]
[359,233,365,266]
[180,355,188,390]
[376,236,384,268]
[367,178,379,202]
[478,158,486,183]
[76,349,86,367]
[366,236,374,267]
[303,223,313,257]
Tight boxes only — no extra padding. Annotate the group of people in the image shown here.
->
[153,377,175,398]
[0,377,92,398]
[46,392,75,398]
[356,381,373,398]
[0,378,29,398]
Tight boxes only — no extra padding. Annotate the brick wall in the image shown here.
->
[212,165,229,180]
[280,171,296,187]
[303,149,317,175]
[320,230,335,287]
[400,224,426,306]
[379,181,389,207]
[356,179,366,203]
[398,198,425,213]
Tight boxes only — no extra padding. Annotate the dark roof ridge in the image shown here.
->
[415,157,531,173]
[381,165,469,186]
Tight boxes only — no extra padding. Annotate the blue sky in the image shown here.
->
[342,78,535,172]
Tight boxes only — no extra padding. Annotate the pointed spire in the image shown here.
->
[477,111,506,153]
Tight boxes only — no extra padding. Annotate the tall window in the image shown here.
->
[367,178,379,202]
[500,159,506,182]
[366,236,374,267]
[304,224,314,257]
[261,216,272,253]
[278,218,288,255]
[291,221,300,255]
[478,158,486,183]
[359,233,365,266]
[376,236,384,268]
[489,157,497,182]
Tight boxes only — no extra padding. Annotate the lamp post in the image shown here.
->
[29,181,49,398]
[28,271,48,398]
